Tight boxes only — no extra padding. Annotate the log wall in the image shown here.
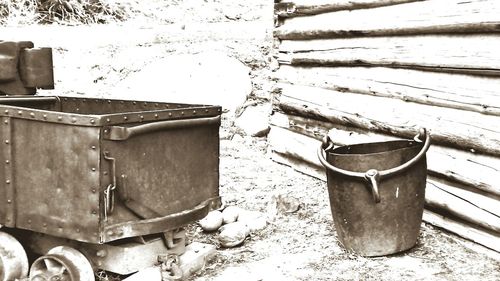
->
[272,0,500,252]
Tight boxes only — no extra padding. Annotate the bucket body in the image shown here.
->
[325,139,427,256]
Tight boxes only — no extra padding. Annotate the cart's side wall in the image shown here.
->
[100,120,220,242]
[272,0,500,252]
[58,97,203,115]
[11,118,102,243]
[0,116,11,226]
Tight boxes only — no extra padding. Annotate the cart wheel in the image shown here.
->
[0,231,29,281]
[29,246,94,281]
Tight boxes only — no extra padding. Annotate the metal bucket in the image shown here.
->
[317,129,431,256]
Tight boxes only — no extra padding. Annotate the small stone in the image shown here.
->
[219,222,249,248]
[276,195,300,214]
[234,104,271,137]
[222,206,241,224]
[199,210,223,232]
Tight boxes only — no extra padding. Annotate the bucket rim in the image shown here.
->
[328,139,422,157]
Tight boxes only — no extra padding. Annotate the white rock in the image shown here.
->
[199,210,223,232]
[113,52,252,114]
[234,104,271,137]
[222,206,241,224]
[219,222,250,248]
[276,194,300,213]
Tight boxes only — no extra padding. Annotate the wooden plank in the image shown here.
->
[268,125,325,179]
[426,179,500,233]
[429,179,500,219]
[270,111,500,196]
[423,210,500,253]
[275,65,500,116]
[278,35,500,75]
[276,83,500,156]
[275,0,500,39]
[275,0,421,17]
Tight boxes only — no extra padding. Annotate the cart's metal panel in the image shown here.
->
[19,47,54,89]
[59,97,204,115]
[12,119,101,243]
[100,119,220,241]
[0,117,5,223]
[0,97,221,127]
[0,96,221,244]
[0,116,14,227]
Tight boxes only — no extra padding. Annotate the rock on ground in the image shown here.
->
[234,103,271,137]
[114,51,252,113]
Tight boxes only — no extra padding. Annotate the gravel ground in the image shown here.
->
[1,1,499,280]
[185,132,500,281]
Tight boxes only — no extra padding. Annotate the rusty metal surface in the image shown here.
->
[59,97,206,114]
[100,118,221,241]
[0,41,53,95]
[26,229,187,275]
[0,97,221,244]
[103,116,221,141]
[324,140,427,256]
[103,197,221,241]
[1,116,14,228]
[0,96,221,127]
[88,230,186,275]
[19,48,54,89]
[0,118,5,225]
[12,119,101,243]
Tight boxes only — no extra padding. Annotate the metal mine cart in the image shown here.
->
[0,41,222,280]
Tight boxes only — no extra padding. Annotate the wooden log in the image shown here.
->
[278,35,500,76]
[426,179,500,233]
[270,111,500,196]
[275,0,500,39]
[268,125,500,230]
[276,83,500,156]
[423,210,500,253]
[268,125,325,179]
[429,179,500,219]
[275,65,500,116]
[275,0,420,17]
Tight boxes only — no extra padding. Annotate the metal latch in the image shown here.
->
[0,41,54,95]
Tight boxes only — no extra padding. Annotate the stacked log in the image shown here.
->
[272,0,500,252]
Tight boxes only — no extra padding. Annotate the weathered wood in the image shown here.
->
[270,111,500,196]
[426,179,500,233]
[430,179,500,218]
[275,65,500,116]
[423,210,500,253]
[278,35,500,76]
[275,0,500,39]
[275,0,420,17]
[276,83,500,156]
[268,125,325,179]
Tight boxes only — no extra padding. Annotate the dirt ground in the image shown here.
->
[2,0,499,280]
[190,135,500,281]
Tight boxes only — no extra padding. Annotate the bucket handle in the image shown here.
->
[317,128,431,203]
